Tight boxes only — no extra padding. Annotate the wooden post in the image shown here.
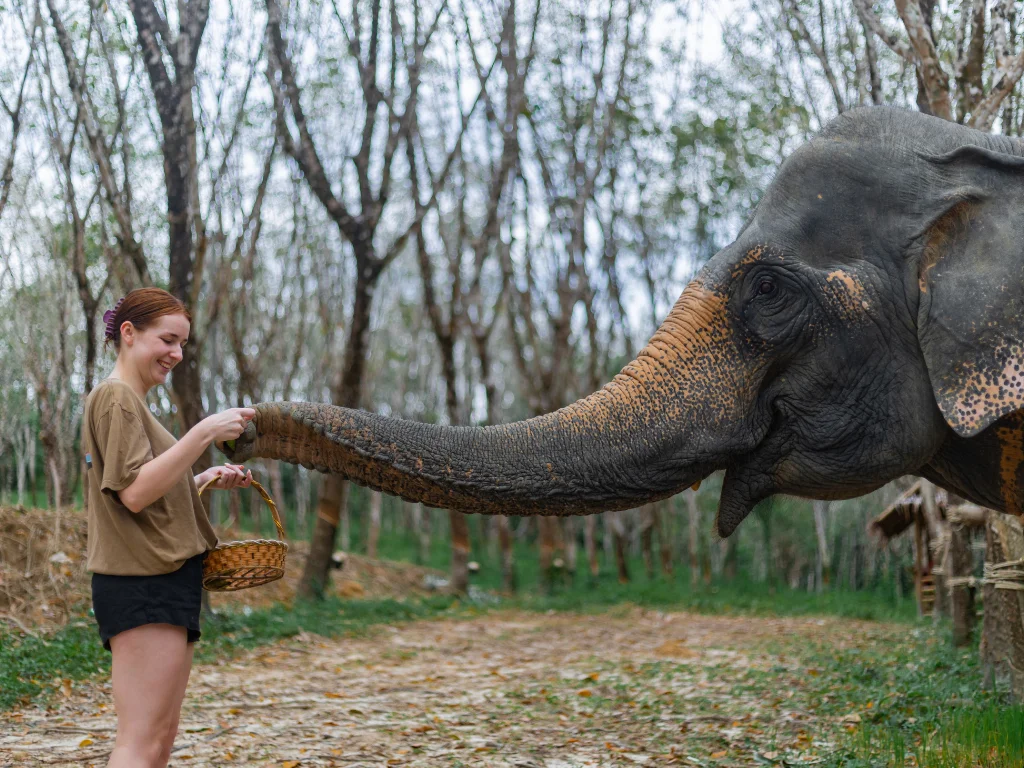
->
[914,509,926,617]
[948,523,975,647]
[980,511,1024,701]
[921,481,949,619]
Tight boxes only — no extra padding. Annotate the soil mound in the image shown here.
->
[0,505,448,634]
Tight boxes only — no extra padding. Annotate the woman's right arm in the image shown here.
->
[118,408,255,514]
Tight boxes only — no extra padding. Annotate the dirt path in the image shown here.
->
[0,608,898,767]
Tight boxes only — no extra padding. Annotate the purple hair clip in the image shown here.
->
[103,297,125,340]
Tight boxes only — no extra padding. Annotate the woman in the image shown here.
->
[82,287,256,768]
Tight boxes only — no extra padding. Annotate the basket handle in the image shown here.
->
[198,475,287,541]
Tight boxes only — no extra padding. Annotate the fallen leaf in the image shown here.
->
[79,738,94,747]
[577,688,593,697]
[282,762,301,768]
[711,751,727,758]
[655,639,697,659]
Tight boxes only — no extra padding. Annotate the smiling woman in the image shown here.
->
[81,286,258,768]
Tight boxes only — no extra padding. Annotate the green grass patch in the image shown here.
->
[503,571,917,623]
[0,622,108,711]
[846,702,1024,767]
[788,627,1024,767]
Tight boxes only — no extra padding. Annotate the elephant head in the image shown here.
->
[221,106,1024,534]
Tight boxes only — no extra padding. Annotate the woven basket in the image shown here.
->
[198,476,288,592]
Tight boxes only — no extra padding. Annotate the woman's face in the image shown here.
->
[121,312,190,390]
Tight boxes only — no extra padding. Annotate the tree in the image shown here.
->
[407,0,537,592]
[266,0,490,597]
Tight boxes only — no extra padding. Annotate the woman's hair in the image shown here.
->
[104,287,192,352]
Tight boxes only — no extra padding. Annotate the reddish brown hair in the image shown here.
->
[104,287,192,351]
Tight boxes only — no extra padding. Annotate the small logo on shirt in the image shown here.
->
[85,453,93,470]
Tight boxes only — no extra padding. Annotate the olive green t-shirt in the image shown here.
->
[82,378,218,575]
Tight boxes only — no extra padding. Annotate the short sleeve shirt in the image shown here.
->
[82,378,218,575]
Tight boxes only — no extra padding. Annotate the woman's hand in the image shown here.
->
[201,408,256,444]
[196,464,253,491]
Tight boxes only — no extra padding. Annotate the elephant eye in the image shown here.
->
[757,279,775,295]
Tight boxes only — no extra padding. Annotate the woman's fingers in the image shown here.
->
[217,463,250,489]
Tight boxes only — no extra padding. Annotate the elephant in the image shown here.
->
[221,105,1024,538]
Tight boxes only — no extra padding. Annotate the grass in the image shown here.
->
[849,704,1024,767]
[792,625,1024,768]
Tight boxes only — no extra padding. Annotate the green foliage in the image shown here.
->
[785,627,1024,767]
[0,623,108,711]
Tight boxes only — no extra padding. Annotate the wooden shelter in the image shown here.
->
[870,481,982,643]
[870,481,944,617]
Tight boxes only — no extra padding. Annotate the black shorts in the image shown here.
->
[91,552,207,653]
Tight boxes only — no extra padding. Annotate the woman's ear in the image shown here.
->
[119,321,134,346]
[916,145,1024,437]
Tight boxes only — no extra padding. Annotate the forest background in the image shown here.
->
[3,0,1021,603]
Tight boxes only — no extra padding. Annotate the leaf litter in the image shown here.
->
[0,608,904,767]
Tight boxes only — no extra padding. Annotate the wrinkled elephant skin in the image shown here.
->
[221,107,1024,536]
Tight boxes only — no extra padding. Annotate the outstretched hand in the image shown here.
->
[199,464,253,491]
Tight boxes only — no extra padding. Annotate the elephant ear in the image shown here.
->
[916,144,1024,438]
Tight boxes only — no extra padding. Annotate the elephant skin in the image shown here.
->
[221,106,1024,537]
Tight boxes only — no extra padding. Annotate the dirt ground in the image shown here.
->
[0,503,449,633]
[0,608,896,767]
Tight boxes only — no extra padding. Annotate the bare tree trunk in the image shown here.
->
[721,535,738,582]
[497,514,515,592]
[656,500,673,578]
[564,517,578,577]
[813,500,831,590]
[610,511,630,583]
[409,502,424,564]
[409,502,431,566]
[539,517,559,593]
[641,505,655,580]
[366,491,383,559]
[687,489,700,587]
[227,489,241,529]
[449,510,470,594]
[584,515,600,578]
[267,460,285,519]
[127,0,212,476]
[295,467,310,532]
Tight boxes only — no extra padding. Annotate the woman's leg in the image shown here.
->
[158,640,196,765]
[105,624,192,768]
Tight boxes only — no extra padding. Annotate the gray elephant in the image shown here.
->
[221,106,1024,537]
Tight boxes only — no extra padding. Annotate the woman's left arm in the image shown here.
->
[196,463,253,490]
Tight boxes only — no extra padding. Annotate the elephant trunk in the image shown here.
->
[221,280,748,515]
